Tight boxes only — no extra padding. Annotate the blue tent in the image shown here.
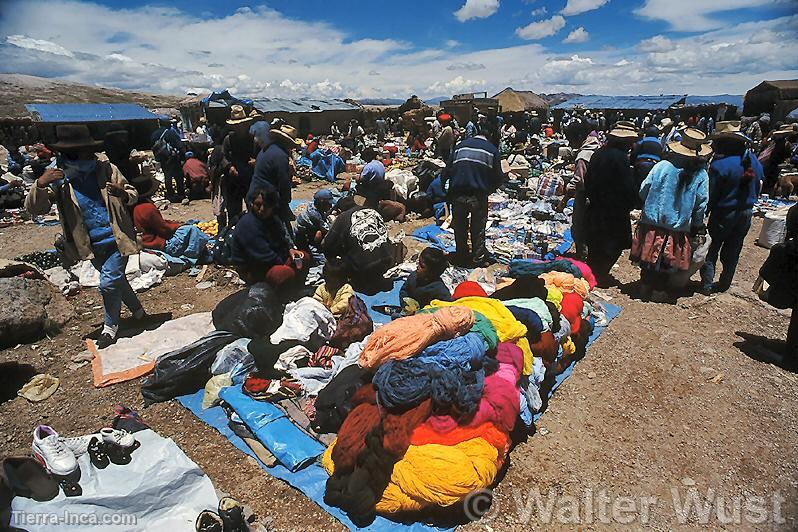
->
[201,90,253,109]
[25,103,159,123]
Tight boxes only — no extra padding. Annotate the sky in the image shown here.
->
[0,0,796,100]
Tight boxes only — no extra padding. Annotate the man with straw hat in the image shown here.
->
[150,118,186,204]
[759,123,797,193]
[250,123,302,230]
[582,124,640,287]
[222,104,256,223]
[26,125,146,348]
[699,121,764,295]
[631,127,712,302]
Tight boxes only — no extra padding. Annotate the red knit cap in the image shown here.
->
[452,281,488,300]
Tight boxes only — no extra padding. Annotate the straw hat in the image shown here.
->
[711,121,746,141]
[608,120,640,140]
[226,104,253,125]
[771,124,797,139]
[269,123,302,148]
[658,117,673,130]
[668,127,712,158]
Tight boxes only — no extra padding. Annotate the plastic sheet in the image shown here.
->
[10,429,218,532]
[219,385,325,472]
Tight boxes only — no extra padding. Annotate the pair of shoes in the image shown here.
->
[62,428,138,469]
[96,333,116,349]
[195,496,247,532]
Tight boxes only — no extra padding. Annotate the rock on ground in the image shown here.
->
[0,277,73,347]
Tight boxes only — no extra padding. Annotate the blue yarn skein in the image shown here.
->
[373,333,489,414]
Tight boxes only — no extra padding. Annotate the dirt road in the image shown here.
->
[1,187,795,531]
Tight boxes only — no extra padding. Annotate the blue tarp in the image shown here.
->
[553,95,685,111]
[25,103,158,123]
[683,95,744,108]
[201,90,254,109]
[298,149,346,182]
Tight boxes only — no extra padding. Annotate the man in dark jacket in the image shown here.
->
[250,124,300,229]
[150,119,185,203]
[223,105,256,222]
[584,127,639,287]
[442,133,504,267]
[322,197,394,294]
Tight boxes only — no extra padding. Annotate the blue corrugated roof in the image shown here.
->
[25,103,159,123]
[683,95,744,107]
[553,95,685,111]
[253,98,360,114]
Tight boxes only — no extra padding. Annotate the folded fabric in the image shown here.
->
[502,297,553,331]
[410,422,509,456]
[274,345,312,372]
[505,305,543,343]
[289,336,368,396]
[529,331,559,363]
[540,271,590,299]
[559,292,584,335]
[490,275,548,301]
[452,281,487,300]
[546,285,563,310]
[553,314,572,345]
[313,283,356,319]
[359,306,475,370]
[328,296,373,350]
[270,297,337,350]
[243,374,302,401]
[312,365,371,434]
[309,345,342,369]
[509,258,583,279]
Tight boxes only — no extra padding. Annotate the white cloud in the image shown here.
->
[635,0,774,31]
[454,0,500,22]
[516,15,566,40]
[564,27,590,43]
[530,7,548,17]
[427,76,486,94]
[447,62,487,71]
[561,0,609,17]
[6,35,74,57]
[445,39,460,48]
[638,35,673,52]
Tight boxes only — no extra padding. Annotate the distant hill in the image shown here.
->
[0,74,184,119]
[540,92,582,107]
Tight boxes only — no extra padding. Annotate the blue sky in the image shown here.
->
[0,0,796,99]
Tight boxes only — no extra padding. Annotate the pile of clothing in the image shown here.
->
[318,260,600,525]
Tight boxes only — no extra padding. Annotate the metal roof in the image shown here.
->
[552,95,685,111]
[253,98,361,114]
[25,103,159,123]
[683,95,744,107]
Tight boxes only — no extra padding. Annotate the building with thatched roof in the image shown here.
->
[492,88,549,115]
[744,80,798,122]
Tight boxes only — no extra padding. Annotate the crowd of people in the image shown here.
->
[3,96,795,360]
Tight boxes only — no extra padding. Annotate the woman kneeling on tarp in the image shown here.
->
[230,183,309,288]
[131,174,211,263]
[631,128,711,302]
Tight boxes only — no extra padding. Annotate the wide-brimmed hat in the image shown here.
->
[711,121,746,142]
[608,122,640,140]
[103,129,130,155]
[658,117,674,130]
[269,124,302,148]
[668,127,713,158]
[226,104,253,125]
[772,124,797,139]
[131,174,160,198]
[50,125,103,151]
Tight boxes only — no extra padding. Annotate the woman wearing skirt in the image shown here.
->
[631,128,712,302]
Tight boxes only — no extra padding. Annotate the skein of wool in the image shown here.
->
[541,271,591,299]
[560,292,584,335]
[564,257,597,289]
[410,421,510,457]
[530,331,559,365]
[418,308,500,351]
[546,285,563,310]
[502,297,553,331]
[359,306,475,370]
[331,385,380,472]
[373,333,489,416]
[426,342,523,434]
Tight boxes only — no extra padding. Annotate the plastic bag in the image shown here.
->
[212,282,283,338]
[210,338,252,375]
[202,373,232,409]
[141,331,237,405]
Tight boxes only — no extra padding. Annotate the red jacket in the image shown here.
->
[182,158,209,186]
[133,201,181,250]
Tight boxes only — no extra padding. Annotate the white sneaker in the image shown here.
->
[32,425,78,477]
[58,434,93,456]
[100,428,136,449]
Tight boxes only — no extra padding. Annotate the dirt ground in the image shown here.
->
[1,183,796,531]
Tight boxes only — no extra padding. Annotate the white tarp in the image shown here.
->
[10,429,218,532]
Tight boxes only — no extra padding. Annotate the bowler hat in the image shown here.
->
[50,125,103,152]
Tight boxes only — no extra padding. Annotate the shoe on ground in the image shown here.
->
[132,307,147,321]
[181,198,191,206]
[195,510,224,532]
[96,332,116,349]
[58,434,93,456]
[697,285,713,296]
[218,496,248,532]
[100,428,136,449]
[32,426,78,477]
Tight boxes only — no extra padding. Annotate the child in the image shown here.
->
[313,258,355,318]
[400,247,451,309]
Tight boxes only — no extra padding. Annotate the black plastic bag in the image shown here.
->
[141,331,237,405]
[212,282,284,338]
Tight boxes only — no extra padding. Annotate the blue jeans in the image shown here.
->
[91,245,143,327]
[701,209,752,291]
